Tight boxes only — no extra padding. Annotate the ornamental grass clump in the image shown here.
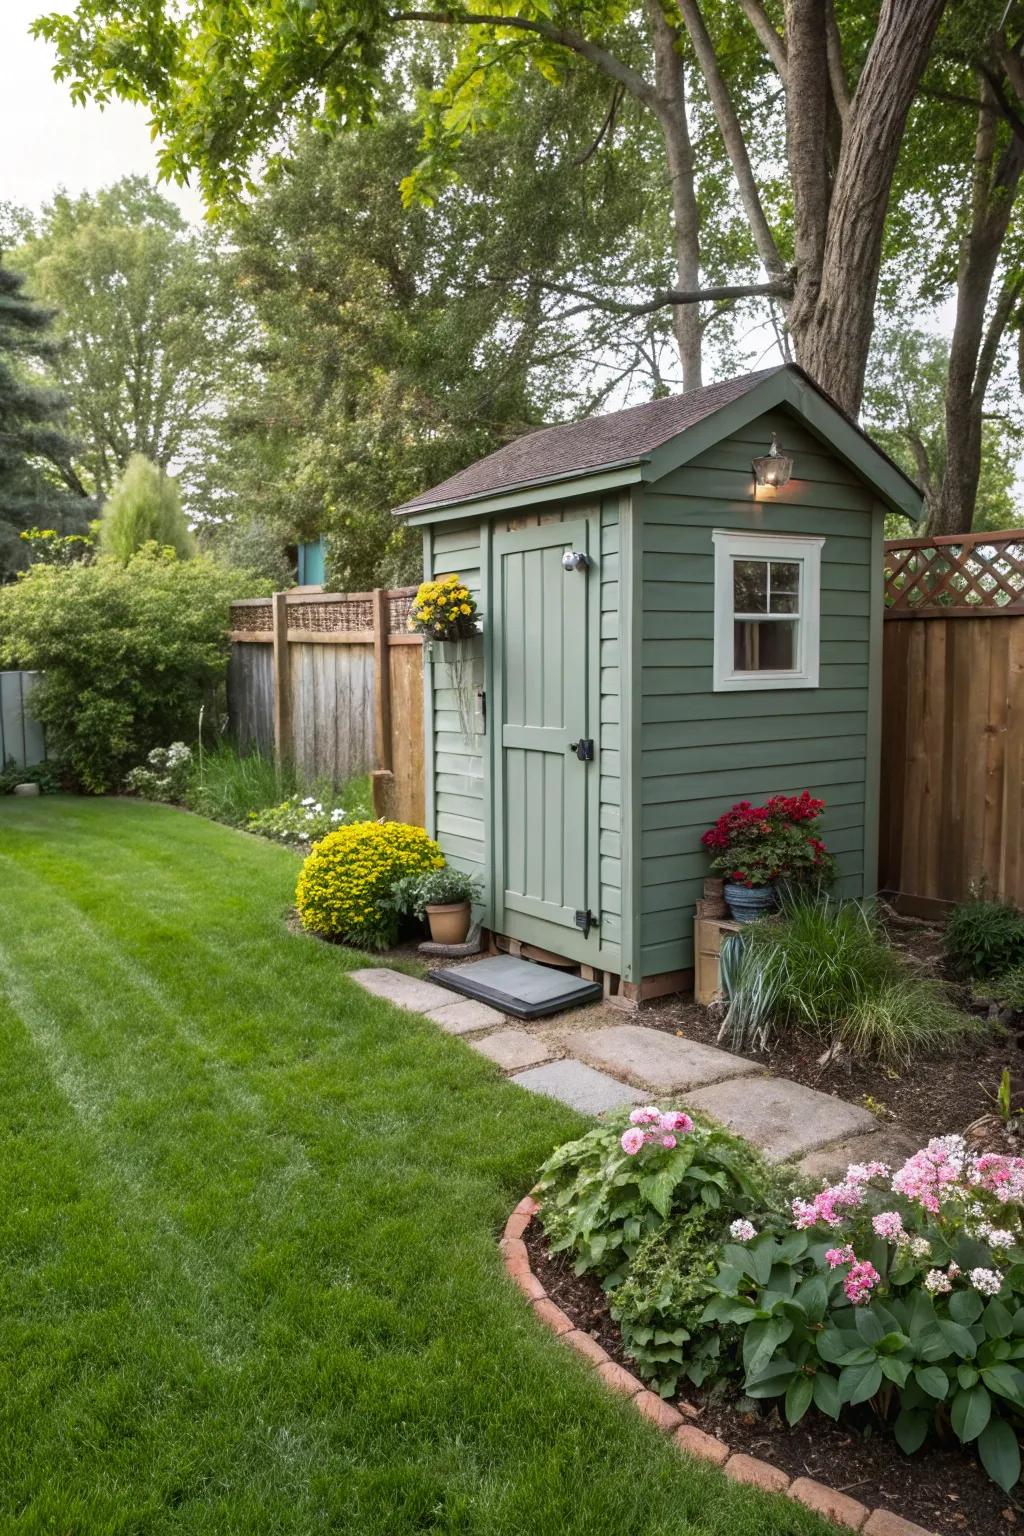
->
[944,895,1024,980]
[295,820,444,948]
[724,893,975,1064]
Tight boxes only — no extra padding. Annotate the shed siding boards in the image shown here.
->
[635,407,877,979]
[423,521,487,881]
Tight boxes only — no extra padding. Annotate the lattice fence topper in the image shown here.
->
[884,531,1024,613]
[387,589,416,633]
[229,602,273,633]
[287,596,375,633]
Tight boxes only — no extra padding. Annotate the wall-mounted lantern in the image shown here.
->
[752,433,793,491]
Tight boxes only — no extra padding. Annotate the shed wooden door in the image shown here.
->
[492,519,598,954]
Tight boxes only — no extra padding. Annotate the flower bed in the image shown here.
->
[531,1106,1024,1530]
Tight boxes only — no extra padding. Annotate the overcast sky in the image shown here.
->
[2,0,204,223]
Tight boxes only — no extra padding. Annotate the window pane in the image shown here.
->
[770,560,800,591]
[733,559,768,613]
[770,591,799,614]
[734,619,797,671]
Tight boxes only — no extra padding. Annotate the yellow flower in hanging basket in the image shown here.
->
[408,572,480,641]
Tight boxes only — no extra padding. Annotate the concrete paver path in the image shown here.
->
[348,964,903,1175]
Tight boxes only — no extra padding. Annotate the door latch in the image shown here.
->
[569,738,595,762]
[575,909,598,938]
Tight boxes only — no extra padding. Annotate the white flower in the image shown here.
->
[729,1219,757,1242]
[909,1236,932,1260]
[924,1269,952,1294]
[330,808,345,821]
[985,1228,1015,1249]
[969,1267,1003,1296]
[301,796,316,807]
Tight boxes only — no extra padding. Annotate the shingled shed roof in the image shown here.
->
[395,368,781,515]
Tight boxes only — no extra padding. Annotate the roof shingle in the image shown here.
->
[394,368,784,515]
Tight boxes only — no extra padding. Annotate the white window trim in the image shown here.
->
[712,530,824,692]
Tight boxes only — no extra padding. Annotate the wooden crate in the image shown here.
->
[694,915,742,1006]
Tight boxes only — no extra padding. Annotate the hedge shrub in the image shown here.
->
[295,820,444,948]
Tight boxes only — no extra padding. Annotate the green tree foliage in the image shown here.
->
[207,81,667,589]
[0,257,87,577]
[0,547,265,791]
[98,453,194,561]
[14,178,242,502]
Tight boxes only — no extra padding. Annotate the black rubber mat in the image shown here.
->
[427,954,602,1019]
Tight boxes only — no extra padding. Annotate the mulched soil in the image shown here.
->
[526,1222,1024,1536]
[644,910,1024,1149]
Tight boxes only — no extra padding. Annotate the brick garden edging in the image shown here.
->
[501,1196,934,1536]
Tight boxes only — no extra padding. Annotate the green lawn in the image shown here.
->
[0,798,835,1535]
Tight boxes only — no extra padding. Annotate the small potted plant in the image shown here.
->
[701,791,835,922]
[406,866,480,944]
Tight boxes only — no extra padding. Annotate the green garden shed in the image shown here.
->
[394,364,923,1005]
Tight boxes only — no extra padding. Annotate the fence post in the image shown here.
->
[271,591,292,768]
[371,588,394,818]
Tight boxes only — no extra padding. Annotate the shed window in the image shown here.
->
[712,532,823,691]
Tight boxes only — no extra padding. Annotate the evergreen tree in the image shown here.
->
[0,260,86,577]
[98,454,194,561]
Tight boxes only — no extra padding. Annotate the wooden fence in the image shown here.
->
[879,529,1024,912]
[0,671,46,770]
[228,588,424,825]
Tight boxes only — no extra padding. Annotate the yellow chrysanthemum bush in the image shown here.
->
[295,820,445,948]
[407,572,478,641]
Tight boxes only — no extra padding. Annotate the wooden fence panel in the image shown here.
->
[227,644,274,755]
[880,531,1024,910]
[227,587,425,823]
[0,671,46,769]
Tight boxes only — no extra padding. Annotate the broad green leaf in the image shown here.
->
[745,1364,796,1399]
[876,1331,911,1356]
[881,1356,911,1387]
[894,1408,929,1455]
[785,1372,814,1425]
[979,1417,1021,1490]
[951,1383,991,1443]
[984,1300,1014,1340]
[939,1319,978,1359]
[855,1308,886,1346]
[913,1365,949,1400]
[792,1274,827,1324]
[812,1371,841,1419]
[838,1358,883,1406]
[950,1289,985,1326]
[742,1318,791,1380]
[958,1364,979,1389]
[816,1328,857,1366]
[981,1362,1024,1408]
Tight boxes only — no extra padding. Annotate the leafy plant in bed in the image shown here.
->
[536,1111,1024,1493]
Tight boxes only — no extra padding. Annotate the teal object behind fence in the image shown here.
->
[297,537,327,586]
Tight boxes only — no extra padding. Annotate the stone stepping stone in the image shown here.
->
[426,999,506,1035]
[471,1029,557,1070]
[798,1128,917,1183]
[510,1060,643,1115]
[561,1024,760,1094]
[685,1076,876,1163]
[349,967,455,1012]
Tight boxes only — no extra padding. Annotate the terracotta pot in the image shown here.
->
[426,901,471,944]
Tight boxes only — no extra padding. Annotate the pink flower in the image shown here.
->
[872,1211,905,1242]
[661,1134,677,1149]
[892,1137,967,1214]
[629,1106,663,1127]
[825,1245,855,1268]
[791,1176,866,1230]
[620,1128,645,1156]
[660,1111,694,1134]
[844,1259,881,1306]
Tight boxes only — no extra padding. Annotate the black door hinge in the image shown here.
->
[575,909,598,938]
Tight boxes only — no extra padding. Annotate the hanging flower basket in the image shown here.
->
[407,574,480,645]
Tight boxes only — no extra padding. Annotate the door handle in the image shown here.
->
[569,739,595,762]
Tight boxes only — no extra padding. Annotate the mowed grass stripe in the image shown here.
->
[0,799,833,1535]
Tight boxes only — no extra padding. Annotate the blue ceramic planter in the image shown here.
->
[723,881,777,923]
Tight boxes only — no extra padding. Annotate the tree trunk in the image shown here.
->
[786,0,947,415]
[648,0,703,388]
[930,86,1024,535]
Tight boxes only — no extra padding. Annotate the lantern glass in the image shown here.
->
[752,433,793,489]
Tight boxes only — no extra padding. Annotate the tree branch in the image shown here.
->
[824,0,851,124]
[676,0,788,280]
[540,277,794,319]
[390,10,659,109]
[736,0,787,79]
